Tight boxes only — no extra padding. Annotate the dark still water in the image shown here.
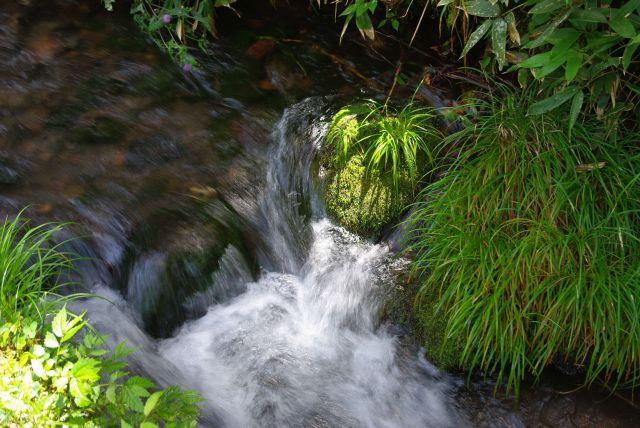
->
[1,1,637,427]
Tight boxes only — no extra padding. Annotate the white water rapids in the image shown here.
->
[79,98,463,427]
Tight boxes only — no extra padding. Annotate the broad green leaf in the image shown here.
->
[568,91,584,135]
[517,51,552,68]
[52,307,67,338]
[122,385,145,413]
[462,0,501,18]
[525,8,575,49]
[144,391,164,416]
[565,50,582,82]
[530,0,567,15]
[492,18,507,67]
[610,15,636,38]
[140,423,159,428]
[570,9,607,23]
[121,420,133,428]
[23,320,37,339]
[527,86,578,115]
[72,358,101,382]
[461,19,493,57]
[623,42,640,70]
[44,332,59,348]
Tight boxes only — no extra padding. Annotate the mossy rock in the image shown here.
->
[385,277,465,372]
[324,155,411,237]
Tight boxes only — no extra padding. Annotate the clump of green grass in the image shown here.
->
[0,211,74,323]
[324,100,441,196]
[406,85,640,396]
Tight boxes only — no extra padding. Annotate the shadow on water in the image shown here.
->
[1,1,638,427]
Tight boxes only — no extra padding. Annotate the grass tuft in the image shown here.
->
[406,84,640,396]
[0,211,75,323]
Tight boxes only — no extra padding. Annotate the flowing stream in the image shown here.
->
[2,1,638,426]
[82,98,461,427]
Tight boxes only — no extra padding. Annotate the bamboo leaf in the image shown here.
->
[461,19,493,58]
[530,0,567,15]
[565,50,582,82]
[527,86,578,115]
[492,18,507,67]
[568,90,584,135]
[462,0,501,18]
[623,42,640,71]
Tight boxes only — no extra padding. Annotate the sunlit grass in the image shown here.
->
[406,84,640,396]
[325,100,442,196]
[0,211,76,323]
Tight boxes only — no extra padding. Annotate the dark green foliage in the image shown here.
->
[406,85,640,396]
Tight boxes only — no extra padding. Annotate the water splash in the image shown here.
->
[82,98,461,427]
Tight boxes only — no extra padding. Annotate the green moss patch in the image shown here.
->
[324,155,411,237]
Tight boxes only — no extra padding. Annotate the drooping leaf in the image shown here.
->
[462,0,501,18]
[144,391,164,416]
[623,42,640,70]
[565,50,582,82]
[527,86,578,115]
[568,90,584,135]
[492,18,508,67]
[525,8,575,49]
[504,12,521,45]
[461,19,493,57]
[610,14,637,38]
[530,0,567,15]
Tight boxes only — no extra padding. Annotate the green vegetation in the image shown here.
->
[322,101,440,235]
[0,214,202,427]
[406,85,640,396]
[0,213,73,324]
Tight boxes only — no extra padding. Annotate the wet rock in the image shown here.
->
[265,54,313,93]
[125,136,182,170]
[0,159,19,184]
[541,395,576,427]
[246,39,277,61]
[72,116,127,144]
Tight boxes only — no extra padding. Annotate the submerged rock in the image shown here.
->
[0,159,19,184]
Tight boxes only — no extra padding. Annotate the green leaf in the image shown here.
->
[570,9,607,23]
[391,19,399,31]
[122,385,145,413]
[44,331,59,348]
[23,320,37,339]
[517,51,552,68]
[461,19,493,57]
[530,0,567,15]
[527,86,578,115]
[525,8,574,49]
[52,307,67,338]
[121,420,133,428]
[140,423,159,428]
[565,50,582,82]
[106,384,117,405]
[569,91,584,135]
[610,15,636,38]
[437,0,455,6]
[71,358,101,383]
[623,42,640,70]
[144,391,164,416]
[462,0,501,18]
[491,18,507,67]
